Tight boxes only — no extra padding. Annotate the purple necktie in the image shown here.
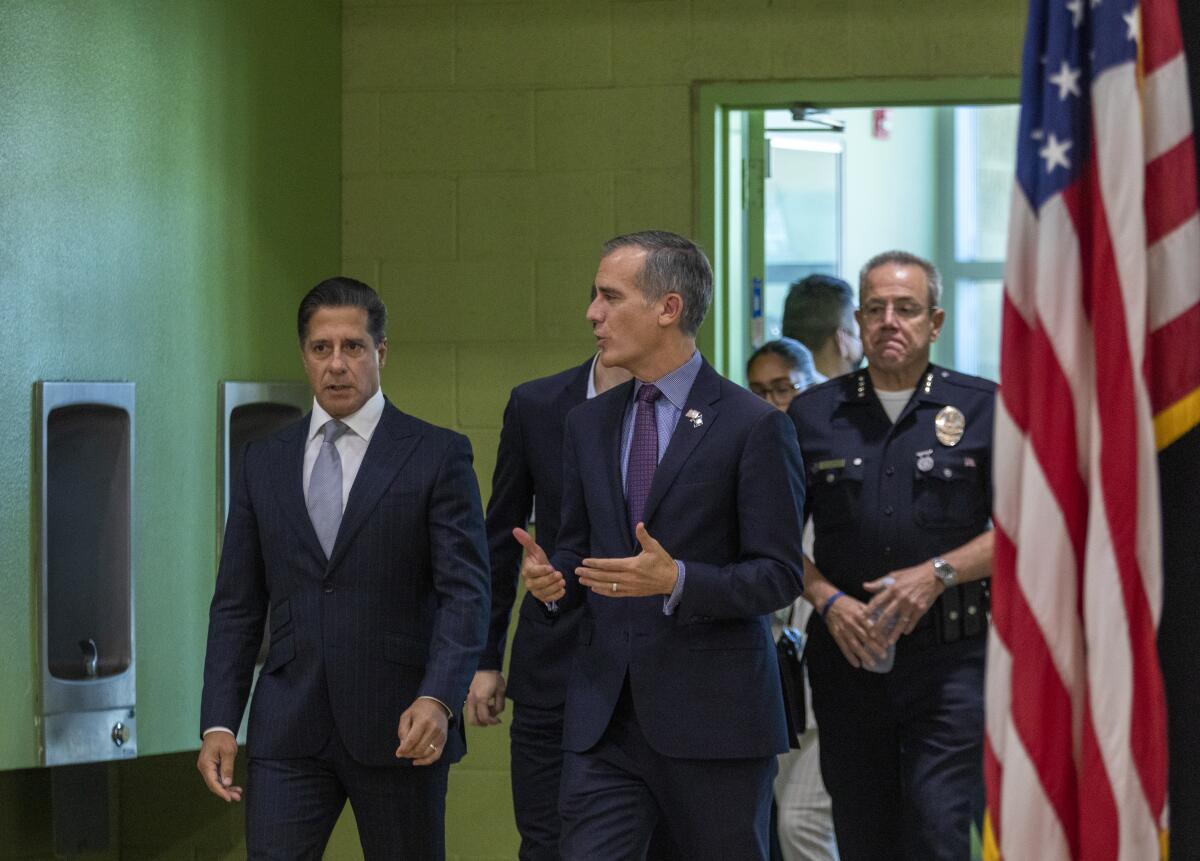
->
[626,384,662,535]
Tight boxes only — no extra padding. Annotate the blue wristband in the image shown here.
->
[820,590,845,618]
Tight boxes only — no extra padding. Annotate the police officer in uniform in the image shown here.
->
[788,250,994,861]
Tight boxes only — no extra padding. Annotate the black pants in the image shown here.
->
[246,729,449,860]
[807,625,985,861]
[558,679,776,861]
[511,701,567,860]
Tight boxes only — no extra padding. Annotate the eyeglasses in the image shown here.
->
[749,382,802,401]
[860,301,932,322]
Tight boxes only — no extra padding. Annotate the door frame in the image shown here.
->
[692,77,1020,378]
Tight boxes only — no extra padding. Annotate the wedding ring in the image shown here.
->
[428,744,438,752]
[611,582,618,593]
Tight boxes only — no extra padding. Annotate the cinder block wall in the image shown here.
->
[342,2,1025,858]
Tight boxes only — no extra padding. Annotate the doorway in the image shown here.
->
[695,79,1020,382]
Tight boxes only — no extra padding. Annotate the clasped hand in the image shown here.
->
[862,561,944,646]
[514,523,678,601]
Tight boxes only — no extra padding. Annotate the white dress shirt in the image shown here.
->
[303,387,385,506]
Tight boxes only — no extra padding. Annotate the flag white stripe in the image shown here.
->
[1094,58,1164,624]
[1005,189,1040,322]
[1094,67,1149,369]
[1089,61,1163,860]
[1032,196,1094,481]
[1143,52,1192,162]
[988,635,1074,861]
[994,403,1085,705]
[1147,215,1200,332]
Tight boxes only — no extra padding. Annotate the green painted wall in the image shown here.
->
[342,1,1026,858]
[0,0,340,856]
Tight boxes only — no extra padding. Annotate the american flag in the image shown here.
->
[985,0,1199,857]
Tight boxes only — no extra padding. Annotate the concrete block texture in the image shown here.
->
[380,257,536,342]
[455,2,612,89]
[343,173,458,262]
[343,5,455,91]
[535,86,691,172]
[457,342,594,428]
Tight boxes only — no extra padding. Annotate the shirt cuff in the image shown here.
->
[418,695,453,719]
[202,726,236,738]
[663,560,686,615]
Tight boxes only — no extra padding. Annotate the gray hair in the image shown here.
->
[602,231,713,337]
[858,250,942,309]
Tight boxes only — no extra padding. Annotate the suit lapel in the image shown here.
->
[326,401,420,572]
[276,416,327,563]
[556,359,592,428]
[641,361,721,527]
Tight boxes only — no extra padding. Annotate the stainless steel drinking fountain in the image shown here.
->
[35,382,136,767]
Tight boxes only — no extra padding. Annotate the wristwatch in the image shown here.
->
[931,557,958,589]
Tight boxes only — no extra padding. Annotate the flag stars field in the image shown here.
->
[1039,133,1073,173]
[1049,60,1083,99]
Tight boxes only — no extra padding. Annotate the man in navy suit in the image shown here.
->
[197,277,490,860]
[519,231,807,860]
[466,354,629,860]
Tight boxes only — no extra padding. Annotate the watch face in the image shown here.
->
[933,559,956,585]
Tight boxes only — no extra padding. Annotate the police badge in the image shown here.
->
[934,406,966,446]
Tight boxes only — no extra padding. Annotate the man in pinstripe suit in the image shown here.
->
[197,277,490,860]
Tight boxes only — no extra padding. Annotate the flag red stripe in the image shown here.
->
[999,295,1089,569]
[1141,0,1185,75]
[1147,303,1200,414]
[1078,695,1123,860]
[991,526,1080,857]
[998,294,1032,432]
[1065,141,1169,819]
[1145,136,1199,245]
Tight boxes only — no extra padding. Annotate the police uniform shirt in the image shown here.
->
[788,365,996,640]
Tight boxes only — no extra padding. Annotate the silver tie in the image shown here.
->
[307,420,349,557]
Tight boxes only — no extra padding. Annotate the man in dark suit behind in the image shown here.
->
[519,231,808,860]
[197,277,490,860]
[466,354,629,860]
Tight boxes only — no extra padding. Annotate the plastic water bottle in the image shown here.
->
[863,610,896,673]
[864,581,897,673]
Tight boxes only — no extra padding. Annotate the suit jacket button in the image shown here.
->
[322,579,334,593]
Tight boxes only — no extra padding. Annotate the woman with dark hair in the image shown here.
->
[747,338,825,411]
[748,338,840,861]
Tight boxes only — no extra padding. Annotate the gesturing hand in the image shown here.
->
[576,523,679,598]
[514,528,565,602]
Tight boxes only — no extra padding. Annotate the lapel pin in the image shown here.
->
[685,409,703,428]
